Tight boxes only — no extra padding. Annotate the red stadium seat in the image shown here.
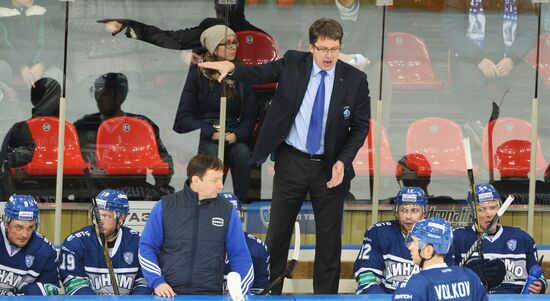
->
[525,34,550,90]
[385,32,444,91]
[96,116,170,176]
[13,117,90,176]
[482,117,548,177]
[406,117,477,176]
[236,30,279,90]
[353,119,397,176]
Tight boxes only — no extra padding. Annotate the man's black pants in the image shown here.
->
[265,144,346,294]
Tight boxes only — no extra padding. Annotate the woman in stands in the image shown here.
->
[173,25,256,203]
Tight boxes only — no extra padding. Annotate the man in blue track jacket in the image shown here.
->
[139,153,253,297]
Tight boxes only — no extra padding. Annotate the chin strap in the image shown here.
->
[418,249,435,269]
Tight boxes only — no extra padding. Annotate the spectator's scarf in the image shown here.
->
[468,0,517,54]
[198,52,237,100]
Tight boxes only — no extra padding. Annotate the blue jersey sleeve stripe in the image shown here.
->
[37,282,46,295]
[138,252,162,274]
[138,253,162,275]
[241,265,254,295]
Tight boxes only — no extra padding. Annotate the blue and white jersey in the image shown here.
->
[225,232,270,294]
[453,225,547,294]
[393,264,488,301]
[59,225,151,295]
[0,222,59,295]
[353,220,421,294]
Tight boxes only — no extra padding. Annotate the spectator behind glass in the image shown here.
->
[442,0,537,122]
[97,0,267,65]
[0,0,63,90]
[73,72,174,194]
[0,78,61,198]
[173,25,256,203]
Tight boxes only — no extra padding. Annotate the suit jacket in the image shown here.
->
[231,50,370,187]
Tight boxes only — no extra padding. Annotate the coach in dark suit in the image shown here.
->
[199,18,370,294]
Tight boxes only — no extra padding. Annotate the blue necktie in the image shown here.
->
[306,70,327,155]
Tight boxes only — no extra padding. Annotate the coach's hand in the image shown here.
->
[154,283,176,298]
[327,160,344,188]
[198,61,235,82]
[465,258,505,291]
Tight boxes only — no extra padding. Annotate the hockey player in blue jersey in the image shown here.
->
[219,192,270,294]
[393,218,488,301]
[0,194,59,296]
[354,186,438,294]
[453,183,547,294]
[58,189,151,295]
[139,153,253,297]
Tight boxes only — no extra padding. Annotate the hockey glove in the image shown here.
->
[465,258,506,290]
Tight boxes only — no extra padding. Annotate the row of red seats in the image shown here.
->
[15,115,548,180]
[352,117,548,178]
[10,116,169,177]
[10,30,280,179]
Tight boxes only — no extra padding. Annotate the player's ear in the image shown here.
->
[118,214,126,226]
[425,244,435,257]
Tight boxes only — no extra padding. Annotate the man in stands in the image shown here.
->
[0,78,61,198]
[98,0,266,54]
[74,72,173,194]
[0,194,59,295]
[58,189,151,295]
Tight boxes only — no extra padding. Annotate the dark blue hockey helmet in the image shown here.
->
[218,192,244,221]
[219,192,242,211]
[4,194,40,223]
[95,189,130,220]
[406,217,453,254]
[394,186,428,212]
[467,183,501,204]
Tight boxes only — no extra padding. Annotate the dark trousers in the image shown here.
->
[266,145,346,294]
[198,140,251,202]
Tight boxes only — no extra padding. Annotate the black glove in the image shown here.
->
[7,146,34,167]
[97,19,131,36]
[465,258,506,290]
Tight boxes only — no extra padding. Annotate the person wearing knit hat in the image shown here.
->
[200,25,237,55]
[173,25,256,205]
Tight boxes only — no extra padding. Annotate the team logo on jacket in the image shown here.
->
[42,123,51,132]
[212,217,224,227]
[343,106,351,119]
[25,255,34,268]
[507,239,517,251]
[124,252,134,264]
[123,123,131,132]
